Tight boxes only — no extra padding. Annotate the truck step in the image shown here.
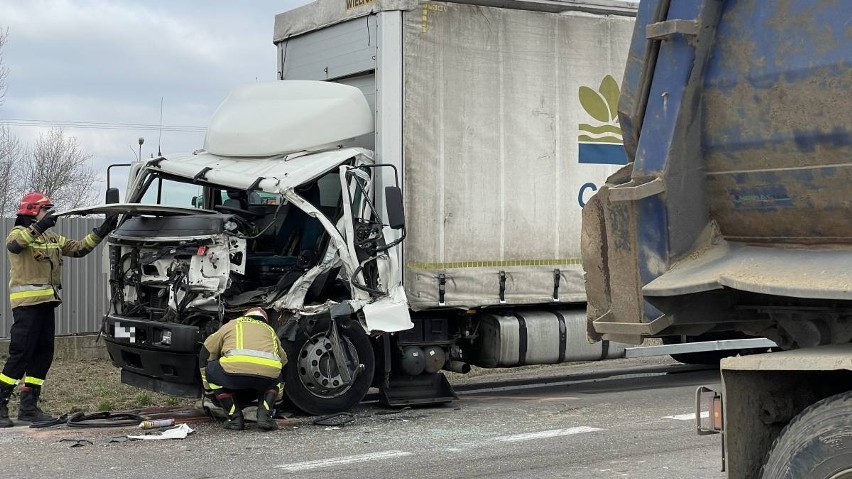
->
[379,373,457,407]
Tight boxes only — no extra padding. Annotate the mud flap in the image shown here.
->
[379,373,457,407]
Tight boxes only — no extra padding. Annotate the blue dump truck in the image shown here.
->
[582,0,852,477]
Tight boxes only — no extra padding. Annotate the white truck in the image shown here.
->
[74,0,638,415]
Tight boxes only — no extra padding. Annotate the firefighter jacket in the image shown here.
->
[199,316,287,388]
[5,225,104,309]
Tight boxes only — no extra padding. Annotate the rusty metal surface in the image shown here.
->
[0,217,107,338]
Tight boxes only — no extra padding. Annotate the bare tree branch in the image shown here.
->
[23,128,99,210]
[0,27,25,216]
[0,126,24,215]
[0,27,7,106]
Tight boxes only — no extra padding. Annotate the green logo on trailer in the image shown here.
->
[578,75,627,165]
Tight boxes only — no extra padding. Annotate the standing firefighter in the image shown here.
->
[0,192,117,427]
[199,307,286,431]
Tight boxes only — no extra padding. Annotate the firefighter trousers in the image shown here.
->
[1,303,56,385]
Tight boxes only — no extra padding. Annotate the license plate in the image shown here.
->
[114,322,136,343]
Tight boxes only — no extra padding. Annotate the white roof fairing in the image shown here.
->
[203,81,374,157]
[149,147,373,193]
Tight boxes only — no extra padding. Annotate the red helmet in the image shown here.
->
[244,307,269,322]
[18,192,54,216]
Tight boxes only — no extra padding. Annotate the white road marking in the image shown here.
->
[276,450,414,472]
[492,426,603,442]
[664,412,709,421]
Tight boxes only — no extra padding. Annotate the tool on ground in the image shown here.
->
[138,418,175,429]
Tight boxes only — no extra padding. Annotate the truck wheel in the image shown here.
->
[282,321,374,416]
[761,391,852,479]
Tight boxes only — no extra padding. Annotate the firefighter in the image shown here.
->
[0,192,118,427]
[199,307,286,431]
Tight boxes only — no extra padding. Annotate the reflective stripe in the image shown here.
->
[17,229,34,242]
[236,321,245,350]
[9,285,52,293]
[23,376,44,386]
[82,234,98,248]
[220,355,282,369]
[31,243,61,250]
[10,288,55,300]
[269,328,279,356]
[234,316,279,355]
[59,237,68,248]
[208,382,222,390]
[225,349,281,362]
[0,373,18,386]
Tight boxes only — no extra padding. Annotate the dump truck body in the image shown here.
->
[584,0,852,347]
[582,0,852,476]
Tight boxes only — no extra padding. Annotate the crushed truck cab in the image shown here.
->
[72,82,411,412]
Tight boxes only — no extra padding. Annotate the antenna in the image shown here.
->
[158,96,163,156]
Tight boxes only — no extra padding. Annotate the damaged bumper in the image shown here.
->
[102,314,203,397]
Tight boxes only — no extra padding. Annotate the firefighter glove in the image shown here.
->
[94,214,119,238]
[33,210,57,233]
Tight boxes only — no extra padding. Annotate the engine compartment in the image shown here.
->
[105,211,341,335]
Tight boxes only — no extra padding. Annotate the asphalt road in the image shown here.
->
[0,358,726,478]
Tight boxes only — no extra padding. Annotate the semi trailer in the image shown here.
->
[69,0,643,416]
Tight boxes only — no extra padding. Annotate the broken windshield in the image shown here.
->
[136,172,204,209]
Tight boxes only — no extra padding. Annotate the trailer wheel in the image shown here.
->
[282,321,374,416]
[760,391,852,479]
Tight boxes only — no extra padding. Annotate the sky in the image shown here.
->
[0,0,312,202]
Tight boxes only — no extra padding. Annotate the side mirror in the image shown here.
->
[105,187,120,204]
[191,196,201,208]
[385,186,405,230]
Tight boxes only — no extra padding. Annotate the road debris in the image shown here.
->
[59,439,93,448]
[127,423,195,441]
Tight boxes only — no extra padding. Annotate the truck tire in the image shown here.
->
[760,391,852,479]
[282,321,374,416]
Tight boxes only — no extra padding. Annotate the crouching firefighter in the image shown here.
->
[199,307,287,431]
[0,192,118,427]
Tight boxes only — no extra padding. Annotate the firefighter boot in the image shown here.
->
[256,388,279,431]
[216,392,244,430]
[18,385,55,423]
[0,384,15,428]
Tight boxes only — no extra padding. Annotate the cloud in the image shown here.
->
[1,0,289,102]
[0,0,313,203]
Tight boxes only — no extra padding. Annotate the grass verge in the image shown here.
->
[4,358,195,416]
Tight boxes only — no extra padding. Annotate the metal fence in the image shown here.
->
[0,217,108,338]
